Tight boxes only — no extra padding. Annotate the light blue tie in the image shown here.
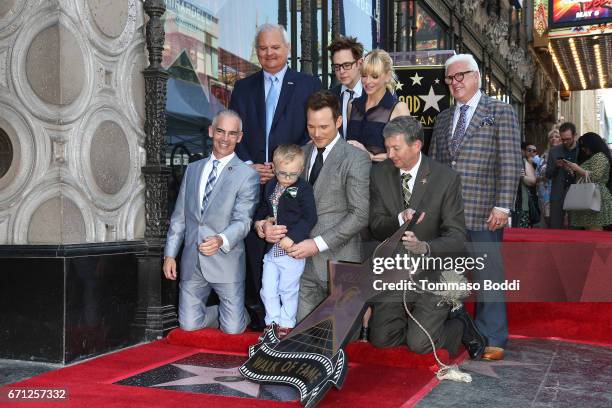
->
[265,76,280,162]
[450,104,470,158]
[201,160,219,215]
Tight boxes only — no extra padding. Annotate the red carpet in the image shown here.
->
[7,228,610,407]
[8,337,441,408]
[167,328,451,369]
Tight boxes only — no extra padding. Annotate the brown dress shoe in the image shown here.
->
[482,346,504,361]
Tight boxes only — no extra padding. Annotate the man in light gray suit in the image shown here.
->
[163,110,260,334]
[265,90,371,321]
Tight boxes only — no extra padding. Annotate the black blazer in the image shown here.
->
[229,68,321,164]
[255,177,318,250]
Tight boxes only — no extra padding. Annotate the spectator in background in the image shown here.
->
[546,122,579,229]
[513,142,538,228]
[536,129,562,227]
[563,132,612,231]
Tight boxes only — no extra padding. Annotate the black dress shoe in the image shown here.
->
[359,326,369,342]
[246,305,266,331]
[450,307,486,360]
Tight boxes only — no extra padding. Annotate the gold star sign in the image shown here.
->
[410,72,423,86]
[395,80,404,91]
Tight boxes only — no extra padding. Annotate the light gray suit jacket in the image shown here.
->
[164,155,260,284]
[302,137,371,281]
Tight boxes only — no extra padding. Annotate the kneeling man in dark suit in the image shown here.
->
[368,116,485,358]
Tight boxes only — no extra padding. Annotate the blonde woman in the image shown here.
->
[346,49,410,162]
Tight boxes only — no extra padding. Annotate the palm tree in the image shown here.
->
[301,0,312,74]
[278,0,287,28]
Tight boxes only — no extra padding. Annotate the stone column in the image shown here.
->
[133,0,178,340]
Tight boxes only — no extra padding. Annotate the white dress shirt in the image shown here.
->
[308,133,342,253]
[398,152,422,225]
[341,81,362,138]
[199,152,235,251]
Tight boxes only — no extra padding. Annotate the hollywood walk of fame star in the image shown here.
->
[410,72,423,86]
[460,359,541,379]
[153,363,261,397]
[419,86,445,113]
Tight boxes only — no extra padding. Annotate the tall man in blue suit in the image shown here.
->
[163,110,260,334]
[429,54,522,361]
[229,23,321,328]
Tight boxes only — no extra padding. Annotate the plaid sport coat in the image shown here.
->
[429,94,522,231]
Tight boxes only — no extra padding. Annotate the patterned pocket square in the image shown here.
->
[479,116,495,127]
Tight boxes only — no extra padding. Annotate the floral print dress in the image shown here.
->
[570,152,612,228]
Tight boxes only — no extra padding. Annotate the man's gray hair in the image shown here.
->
[445,53,482,88]
[383,116,424,144]
[212,109,243,132]
[255,23,290,46]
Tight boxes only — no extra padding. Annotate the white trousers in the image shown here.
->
[260,250,305,328]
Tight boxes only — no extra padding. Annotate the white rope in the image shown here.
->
[402,268,472,383]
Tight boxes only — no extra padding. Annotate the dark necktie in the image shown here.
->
[450,104,470,158]
[401,172,412,209]
[342,89,354,139]
[309,147,325,186]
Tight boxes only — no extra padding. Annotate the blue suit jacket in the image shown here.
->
[255,177,317,252]
[229,68,321,163]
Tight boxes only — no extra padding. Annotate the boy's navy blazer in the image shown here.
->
[255,177,317,250]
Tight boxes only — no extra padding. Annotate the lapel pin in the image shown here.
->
[421,178,427,185]
[288,81,294,85]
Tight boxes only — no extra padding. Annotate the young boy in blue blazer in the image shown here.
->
[254,144,317,338]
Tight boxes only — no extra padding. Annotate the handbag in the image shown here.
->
[563,173,601,212]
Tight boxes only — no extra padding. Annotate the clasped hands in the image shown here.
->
[255,218,319,259]
[400,209,428,254]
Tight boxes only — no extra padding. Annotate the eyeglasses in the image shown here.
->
[527,148,537,153]
[214,128,240,138]
[275,170,300,179]
[443,70,474,85]
[331,61,357,72]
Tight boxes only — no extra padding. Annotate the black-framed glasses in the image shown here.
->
[214,128,240,138]
[331,61,357,72]
[275,170,300,179]
[527,148,537,153]
[443,70,474,85]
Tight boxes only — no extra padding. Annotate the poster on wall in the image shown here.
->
[394,66,451,154]
[549,0,612,29]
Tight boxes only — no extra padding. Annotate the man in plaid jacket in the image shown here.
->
[429,54,522,361]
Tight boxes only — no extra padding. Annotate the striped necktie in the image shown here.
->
[401,172,412,209]
[201,160,219,215]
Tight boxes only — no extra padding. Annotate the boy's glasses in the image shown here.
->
[275,171,300,179]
